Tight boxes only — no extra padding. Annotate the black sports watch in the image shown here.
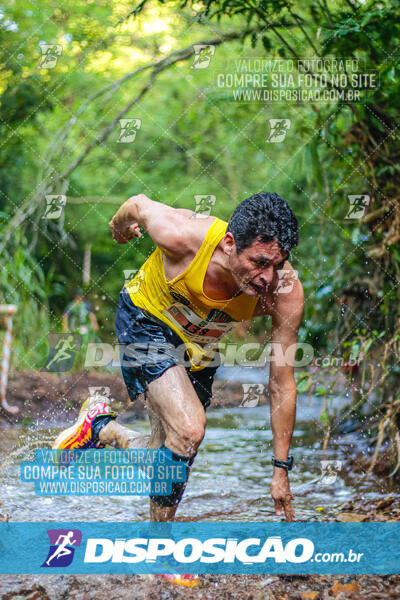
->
[272,455,294,471]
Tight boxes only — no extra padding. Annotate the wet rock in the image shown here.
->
[376,496,395,510]
[1,585,50,600]
[300,591,320,600]
[330,581,359,596]
[259,577,275,587]
[336,420,359,434]
[336,512,368,522]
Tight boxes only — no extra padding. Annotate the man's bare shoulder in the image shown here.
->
[134,194,216,258]
[158,211,216,263]
[174,210,217,253]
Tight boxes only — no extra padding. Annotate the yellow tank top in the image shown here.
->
[125,217,259,370]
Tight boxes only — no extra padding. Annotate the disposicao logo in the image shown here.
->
[83,536,314,564]
[42,529,82,567]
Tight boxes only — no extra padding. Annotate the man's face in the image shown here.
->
[226,235,289,296]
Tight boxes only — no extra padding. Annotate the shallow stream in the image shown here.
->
[0,377,389,522]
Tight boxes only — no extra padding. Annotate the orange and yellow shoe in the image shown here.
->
[52,394,116,450]
[143,549,200,587]
[155,573,200,587]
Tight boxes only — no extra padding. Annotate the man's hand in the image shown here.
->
[270,470,295,521]
[109,195,145,244]
[109,219,142,244]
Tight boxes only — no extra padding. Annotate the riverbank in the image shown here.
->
[0,369,266,426]
[1,566,400,599]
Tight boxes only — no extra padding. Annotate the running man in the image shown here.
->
[53,191,303,525]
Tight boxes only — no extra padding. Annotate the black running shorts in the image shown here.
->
[114,289,220,409]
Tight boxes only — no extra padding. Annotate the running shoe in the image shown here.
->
[151,555,200,587]
[52,394,116,450]
[155,573,200,587]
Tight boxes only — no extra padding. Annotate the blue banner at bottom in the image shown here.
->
[0,522,398,574]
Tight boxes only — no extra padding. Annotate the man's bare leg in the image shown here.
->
[99,365,205,522]
[96,394,175,520]
[98,419,150,449]
[98,391,166,450]
[144,365,206,522]
[144,400,174,521]
[146,400,166,448]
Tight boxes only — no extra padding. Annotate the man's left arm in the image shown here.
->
[268,274,304,521]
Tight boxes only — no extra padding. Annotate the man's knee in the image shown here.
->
[171,421,205,457]
[184,421,206,449]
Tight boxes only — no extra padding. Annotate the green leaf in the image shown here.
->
[262,36,271,51]
[320,409,330,427]
[297,379,310,393]
[363,339,373,354]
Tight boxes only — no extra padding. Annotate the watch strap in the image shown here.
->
[272,455,294,471]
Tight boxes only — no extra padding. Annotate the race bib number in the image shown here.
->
[163,303,235,344]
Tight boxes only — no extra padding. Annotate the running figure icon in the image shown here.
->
[46,336,76,370]
[45,531,77,566]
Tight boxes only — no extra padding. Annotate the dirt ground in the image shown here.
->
[1,571,400,600]
[0,370,250,427]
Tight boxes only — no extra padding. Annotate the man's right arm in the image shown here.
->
[109,194,197,258]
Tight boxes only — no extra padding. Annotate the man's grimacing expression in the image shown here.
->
[224,234,289,296]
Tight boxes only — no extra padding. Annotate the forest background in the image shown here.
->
[1,0,399,468]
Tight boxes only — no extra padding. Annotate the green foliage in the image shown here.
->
[0,227,52,369]
[0,0,399,439]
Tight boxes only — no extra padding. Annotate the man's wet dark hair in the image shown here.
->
[227,192,299,254]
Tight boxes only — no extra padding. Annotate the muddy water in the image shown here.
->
[0,391,389,522]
